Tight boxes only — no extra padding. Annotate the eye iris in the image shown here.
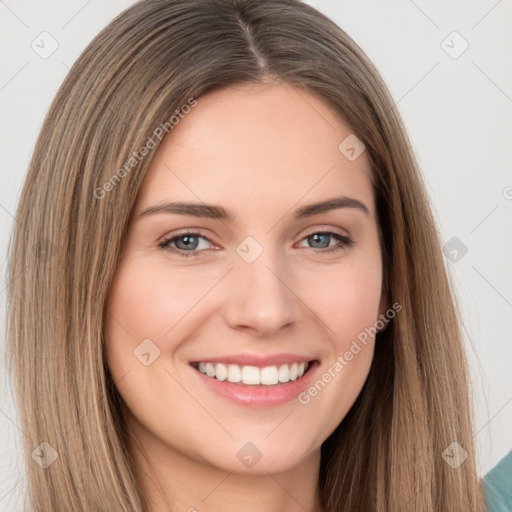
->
[175,235,199,250]
[309,233,330,249]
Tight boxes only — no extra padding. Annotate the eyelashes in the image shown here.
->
[158,232,212,257]
[158,230,353,258]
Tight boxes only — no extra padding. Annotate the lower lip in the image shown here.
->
[191,362,319,407]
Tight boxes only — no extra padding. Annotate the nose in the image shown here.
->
[222,245,302,337]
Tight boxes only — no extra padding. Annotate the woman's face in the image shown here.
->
[105,81,385,475]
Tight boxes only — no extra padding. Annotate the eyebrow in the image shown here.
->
[137,196,370,222]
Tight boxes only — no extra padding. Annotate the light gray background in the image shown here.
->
[1,1,511,509]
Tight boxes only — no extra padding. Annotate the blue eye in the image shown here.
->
[298,232,353,253]
[158,230,352,258]
[158,232,211,257]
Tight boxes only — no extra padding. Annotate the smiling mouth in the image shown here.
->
[190,361,314,386]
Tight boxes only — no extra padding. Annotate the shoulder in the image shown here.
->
[483,450,512,512]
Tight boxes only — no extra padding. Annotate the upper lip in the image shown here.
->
[189,353,318,368]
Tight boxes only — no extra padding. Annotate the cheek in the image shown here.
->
[307,258,382,346]
[105,260,213,344]
[103,263,206,438]
[103,259,223,401]
[103,261,174,381]
[291,253,381,426]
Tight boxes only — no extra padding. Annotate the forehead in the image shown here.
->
[135,82,374,221]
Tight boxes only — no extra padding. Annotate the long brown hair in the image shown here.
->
[6,0,484,510]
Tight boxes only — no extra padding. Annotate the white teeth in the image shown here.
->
[215,363,227,382]
[260,366,278,385]
[227,364,241,383]
[278,364,289,383]
[196,361,310,385]
[241,366,260,385]
[289,362,298,381]
[205,363,215,378]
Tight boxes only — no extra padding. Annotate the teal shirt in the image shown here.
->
[483,450,512,512]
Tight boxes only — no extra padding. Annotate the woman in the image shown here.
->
[6,0,499,510]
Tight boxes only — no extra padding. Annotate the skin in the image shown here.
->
[105,80,386,512]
